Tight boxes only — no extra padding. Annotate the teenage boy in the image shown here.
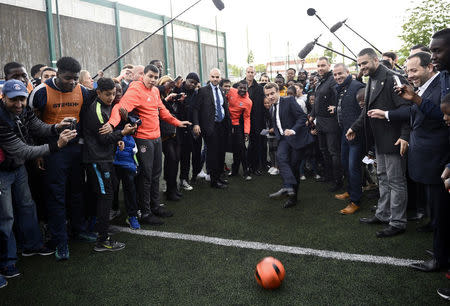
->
[83,78,136,251]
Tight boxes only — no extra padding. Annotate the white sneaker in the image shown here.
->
[300,175,306,181]
[270,168,279,175]
[205,174,211,182]
[314,174,321,180]
[197,170,207,179]
[180,179,193,191]
[268,167,275,174]
[244,175,252,181]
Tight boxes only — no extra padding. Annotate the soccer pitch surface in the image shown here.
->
[2,174,449,305]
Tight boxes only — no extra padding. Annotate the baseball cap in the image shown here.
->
[2,80,28,99]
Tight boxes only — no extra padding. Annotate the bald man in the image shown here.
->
[193,68,231,189]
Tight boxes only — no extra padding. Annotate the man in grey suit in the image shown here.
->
[346,48,411,238]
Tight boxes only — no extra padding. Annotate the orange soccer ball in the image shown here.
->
[255,256,286,289]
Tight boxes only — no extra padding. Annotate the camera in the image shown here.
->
[67,118,77,130]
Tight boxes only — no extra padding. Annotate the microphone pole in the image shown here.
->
[343,23,382,54]
[315,42,356,62]
[307,8,357,58]
[93,0,224,79]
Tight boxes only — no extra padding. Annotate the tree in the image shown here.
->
[254,64,266,74]
[247,50,254,64]
[323,41,336,63]
[228,64,244,78]
[398,0,449,64]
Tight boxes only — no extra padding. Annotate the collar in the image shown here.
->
[209,83,219,91]
[336,75,353,92]
[417,72,440,97]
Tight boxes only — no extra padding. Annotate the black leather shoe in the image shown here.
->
[328,182,343,193]
[283,197,297,208]
[376,226,405,238]
[408,212,425,221]
[359,215,387,224]
[140,214,164,225]
[211,181,227,189]
[416,222,433,232]
[437,288,450,300]
[269,188,288,198]
[152,206,174,218]
[166,192,181,201]
[410,259,441,272]
[218,178,229,185]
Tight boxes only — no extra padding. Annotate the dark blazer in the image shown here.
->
[351,64,411,154]
[311,70,339,133]
[389,75,449,184]
[272,96,314,150]
[192,84,231,137]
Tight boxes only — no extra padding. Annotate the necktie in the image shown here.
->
[215,86,223,121]
[274,103,283,135]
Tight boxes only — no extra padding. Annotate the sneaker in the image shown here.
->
[137,210,142,219]
[438,288,450,300]
[55,244,69,261]
[300,175,306,181]
[0,265,20,278]
[205,174,211,182]
[140,214,164,225]
[74,231,98,242]
[270,168,279,175]
[268,167,276,174]
[314,174,322,180]
[126,216,141,230]
[94,237,125,252]
[180,179,193,191]
[0,276,6,289]
[244,175,252,181]
[152,206,174,218]
[22,245,55,257]
[197,170,207,179]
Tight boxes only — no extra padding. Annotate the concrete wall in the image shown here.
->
[0,1,226,83]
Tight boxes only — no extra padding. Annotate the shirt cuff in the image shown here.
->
[384,111,390,121]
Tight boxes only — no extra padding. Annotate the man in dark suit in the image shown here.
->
[346,48,411,238]
[388,47,450,271]
[193,68,231,189]
[265,82,314,208]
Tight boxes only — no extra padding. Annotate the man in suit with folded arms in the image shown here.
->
[265,82,314,208]
[193,68,231,189]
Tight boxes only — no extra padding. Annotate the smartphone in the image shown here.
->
[393,75,402,87]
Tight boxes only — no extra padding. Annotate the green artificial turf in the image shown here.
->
[1,166,446,305]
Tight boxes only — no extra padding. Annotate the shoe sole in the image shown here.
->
[94,246,125,252]
[437,290,450,300]
[2,272,20,279]
[0,281,7,288]
[22,251,55,257]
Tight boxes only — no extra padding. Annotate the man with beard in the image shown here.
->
[310,57,343,191]
[346,48,411,238]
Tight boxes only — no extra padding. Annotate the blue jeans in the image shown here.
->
[341,133,363,204]
[0,166,42,268]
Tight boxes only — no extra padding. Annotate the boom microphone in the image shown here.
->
[330,19,347,33]
[298,35,321,59]
[307,8,316,16]
[212,0,225,11]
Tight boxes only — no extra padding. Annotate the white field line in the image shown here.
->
[113,226,421,267]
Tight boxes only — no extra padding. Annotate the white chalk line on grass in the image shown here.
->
[113,226,420,267]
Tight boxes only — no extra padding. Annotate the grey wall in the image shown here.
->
[0,3,225,83]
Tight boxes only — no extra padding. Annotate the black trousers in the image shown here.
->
[231,124,248,175]
[86,162,113,241]
[179,129,202,180]
[318,130,342,182]
[430,183,450,267]
[113,165,138,217]
[162,136,180,194]
[135,138,162,216]
[204,121,227,183]
[247,129,265,172]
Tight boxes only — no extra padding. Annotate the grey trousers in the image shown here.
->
[375,152,408,229]
[135,137,162,216]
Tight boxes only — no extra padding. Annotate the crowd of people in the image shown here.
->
[0,26,449,299]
